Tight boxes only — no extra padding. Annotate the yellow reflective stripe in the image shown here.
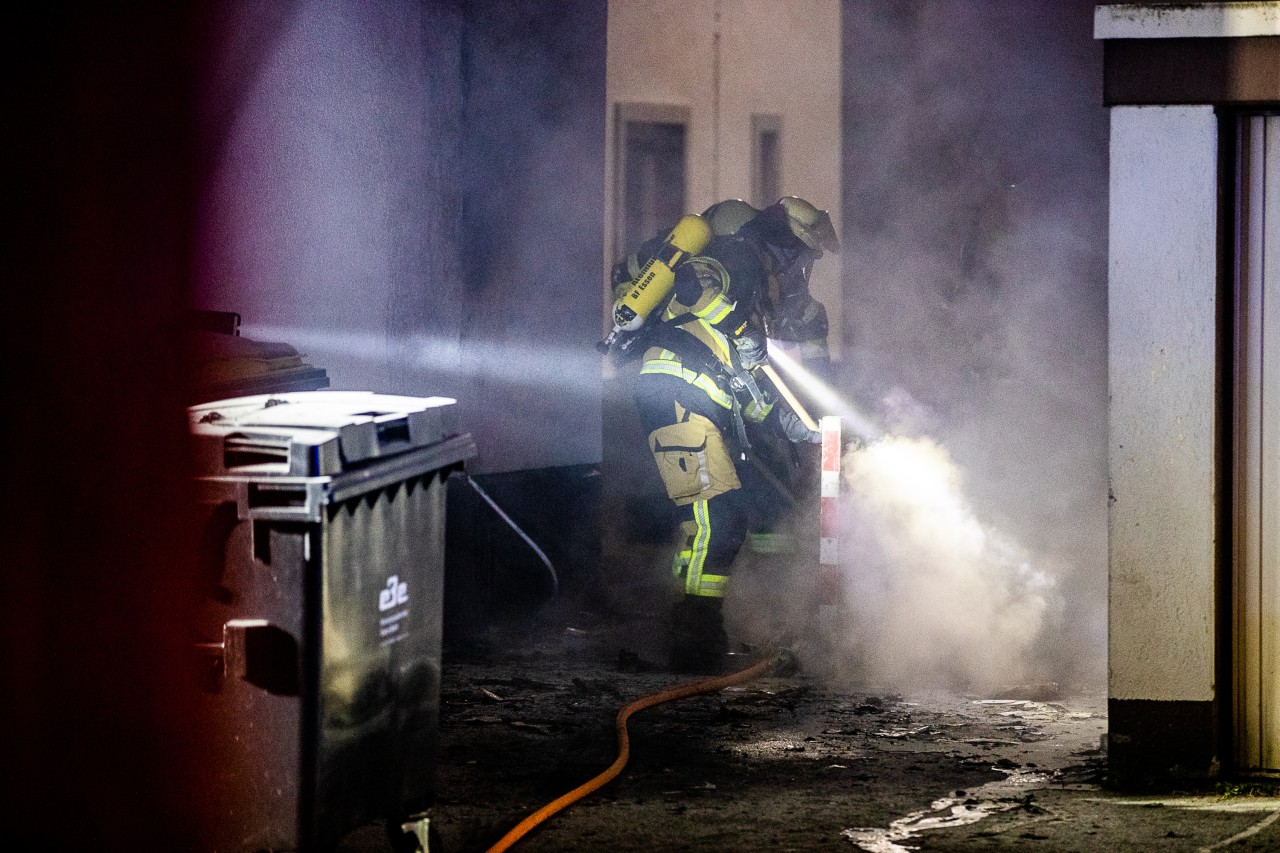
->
[743,397,773,422]
[748,532,796,554]
[694,293,734,324]
[673,548,692,578]
[639,359,685,378]
[685,500,713,596]
[639,358,733,409]
[691,375,732,409]
[692,573,728,596]
[697,319,733,365]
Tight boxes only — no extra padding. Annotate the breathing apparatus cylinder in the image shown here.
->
[598,213,713,353]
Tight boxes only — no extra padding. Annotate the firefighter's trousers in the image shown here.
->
[635,372,750,599]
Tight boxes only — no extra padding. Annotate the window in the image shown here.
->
[615,104,688,260]
[752,114,782,208]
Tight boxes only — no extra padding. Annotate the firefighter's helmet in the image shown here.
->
[776,196,840,256]
[701,198,761,236]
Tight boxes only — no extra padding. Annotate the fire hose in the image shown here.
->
[481,363,823,851]
[759,363,819,433]
[483,653,784,853]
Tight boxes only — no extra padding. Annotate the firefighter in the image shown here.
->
[712,199,832,373]
[622,196,840,673]
[616,198,833,371]
[691,198,835,569]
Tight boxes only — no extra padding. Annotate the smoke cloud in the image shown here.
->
[835,436,1061,692]
[729,1,1107,695]
[829,0,1108,692]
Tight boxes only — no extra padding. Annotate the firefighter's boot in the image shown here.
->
[668,595,729,674]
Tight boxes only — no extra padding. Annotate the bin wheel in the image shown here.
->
[386,815,442,853]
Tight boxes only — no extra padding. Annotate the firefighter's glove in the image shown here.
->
[733,329,768,370]
[777,408,821,444]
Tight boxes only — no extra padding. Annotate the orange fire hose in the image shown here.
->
[483,654,779,853]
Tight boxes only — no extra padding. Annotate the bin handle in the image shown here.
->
[223,433,290,469]
[194,619,300,695]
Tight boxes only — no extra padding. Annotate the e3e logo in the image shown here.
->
[378,575,408,611]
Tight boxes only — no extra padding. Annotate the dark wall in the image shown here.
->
[196,0,607,476]
[2,1,607,845]
[443,0,609,626]
[4,6,205,849]
[458,0,608,474]
[196,1,468,400]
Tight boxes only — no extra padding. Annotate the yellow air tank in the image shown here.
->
[599,213,713,352]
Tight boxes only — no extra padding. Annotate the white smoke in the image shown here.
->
[823,0,1107,692]
[832,435,1060,692]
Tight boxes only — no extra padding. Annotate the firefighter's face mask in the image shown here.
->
[778,257,814,301]
[762,239,803,275]
[770,242,819,284]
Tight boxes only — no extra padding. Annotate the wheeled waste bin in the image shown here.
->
[187,391,475,852]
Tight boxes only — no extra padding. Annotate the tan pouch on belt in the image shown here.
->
[648,411,741,505]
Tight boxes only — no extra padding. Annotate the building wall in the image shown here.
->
[457,0,608,475]
[604,0,844,357]
[197,0,606,476]
[197,1,467,398]
[1106,104,1222,782]
[1107,105,1220,705]
[1098,2,1280,784]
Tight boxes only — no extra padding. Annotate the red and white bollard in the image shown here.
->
[818,415,842,629]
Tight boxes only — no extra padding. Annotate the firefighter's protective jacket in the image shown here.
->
[638,234,772,415]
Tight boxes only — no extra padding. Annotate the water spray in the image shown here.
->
[753,347,1061,691]
[766,345,883,442]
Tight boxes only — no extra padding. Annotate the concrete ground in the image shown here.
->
[336,604,1280,853]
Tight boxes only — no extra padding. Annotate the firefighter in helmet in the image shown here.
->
[761,199,835,373]
[613,197,833,369]
[616,196,840,673]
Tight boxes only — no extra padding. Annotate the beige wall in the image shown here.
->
[1107,105,1220,702]
[605,0,844,357]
